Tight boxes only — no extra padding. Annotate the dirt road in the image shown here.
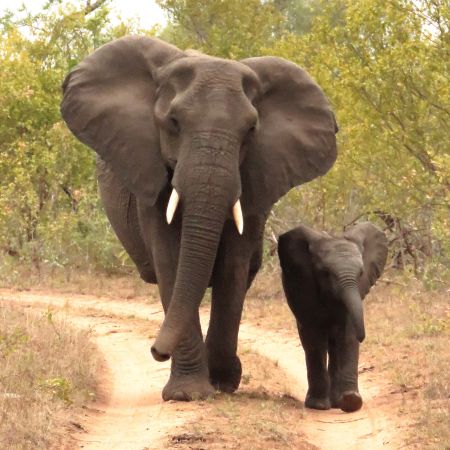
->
[1,289,403,449]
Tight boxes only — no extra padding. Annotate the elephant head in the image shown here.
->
[61,36,337,361]
[278,223,388,342]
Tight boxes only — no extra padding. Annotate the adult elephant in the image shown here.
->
[61,36,337,401]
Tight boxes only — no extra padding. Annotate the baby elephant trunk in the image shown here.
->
[341,287,365,342]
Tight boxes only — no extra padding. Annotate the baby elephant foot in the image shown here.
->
[305,393,331,410]
[338,390,363,412]
[208,355,242,393]
[162,373,215,402]
[330,391,341,409]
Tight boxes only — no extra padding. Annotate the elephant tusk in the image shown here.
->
[166,188,179,224]
[233,199,244,235]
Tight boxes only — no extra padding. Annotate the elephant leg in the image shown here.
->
[333,317,362,412]
[160,295,213,401]
[206,216,265,393]
[328,331,341,408]
[139,196,214,401]
[96,157,156,283]
[298,323,331,410]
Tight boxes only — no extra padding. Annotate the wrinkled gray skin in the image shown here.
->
[61,36,338,401]
[278,223,387,412]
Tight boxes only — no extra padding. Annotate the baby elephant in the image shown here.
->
[278,222,387,412]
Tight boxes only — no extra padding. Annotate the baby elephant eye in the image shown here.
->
[358,268,364,278]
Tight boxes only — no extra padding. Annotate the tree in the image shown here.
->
[0,1,137,272]
[268,0,449,279]
[157,0,284,58]
[1,0,447,282]
[273,0,326,34]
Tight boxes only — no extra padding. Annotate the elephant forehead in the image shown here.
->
[165,56,258,90]
[319,240,362,263]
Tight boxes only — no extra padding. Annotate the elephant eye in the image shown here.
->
[167,116,180,135]
[247,119,258,135]
[242,121,257,145]
[358,268,364,278]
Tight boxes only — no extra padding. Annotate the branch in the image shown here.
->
[84,0,108,16]
[403,142,437,175]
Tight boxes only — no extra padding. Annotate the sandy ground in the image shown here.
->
[0,289,404,449]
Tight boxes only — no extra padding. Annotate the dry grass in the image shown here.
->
[1,264,448,448]
[0,303,100,450]
[168,349,315,450]
[244,270,450,449]
[0,263,154,299]
[243,268,296,332]
[364,280,450,449]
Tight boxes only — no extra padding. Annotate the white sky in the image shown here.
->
[0,0,167,29]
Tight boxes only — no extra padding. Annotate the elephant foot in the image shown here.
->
[305,394,331,410]
[330,392,340,409]
[338,391,362,412]
[162,373,215,401]
[208,355,242,393]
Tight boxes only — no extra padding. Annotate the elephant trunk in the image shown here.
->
[151,132,240,361]
[341,286,365,343]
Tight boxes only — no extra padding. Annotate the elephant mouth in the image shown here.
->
[166,187,244,234]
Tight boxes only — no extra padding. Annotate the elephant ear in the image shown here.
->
[278,225,326,312]
[240,57,338,214]
[61,36,184,206]
[344,222,388,298]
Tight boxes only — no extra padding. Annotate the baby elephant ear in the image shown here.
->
[240,56,338,214]
[278,225,325,280]
[61,36,184,206]
[344,222,388,297]
[278,225,326,314]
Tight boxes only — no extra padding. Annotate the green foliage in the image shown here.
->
[157,0,284,57]
[0,0,448,285]
[267,0,449,281]
[0,1,136,275]
[273,0,325,34]
[39,377,73,404]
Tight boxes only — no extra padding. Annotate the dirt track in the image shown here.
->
[0,289,403,449]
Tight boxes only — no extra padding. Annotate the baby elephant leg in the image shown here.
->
[327,335,341,407]
[329,321,362,412]
[298,324,331,410]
